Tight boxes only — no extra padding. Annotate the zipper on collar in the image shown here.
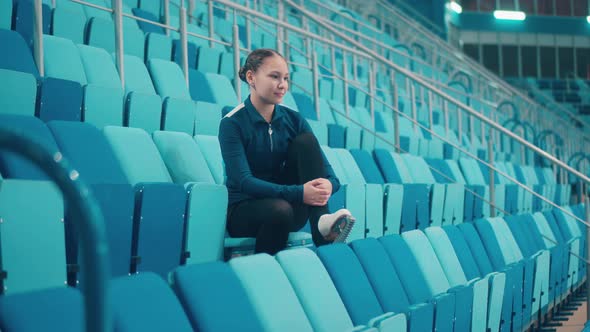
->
[268,122,273,152]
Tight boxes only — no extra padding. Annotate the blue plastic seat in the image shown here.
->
[38,77,83,122]
[14,0,51,46]
[0,29,39,76]
[171,261,265,331]
[0,69,37,117]
[316,244,408,331]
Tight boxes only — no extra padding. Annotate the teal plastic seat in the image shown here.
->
[194,135,224,185]
[145,32,173,62]
[121,54,156,95]
[87,17,116,53]
[153,131,227,264]
[148,58,191,100]
[0,180,66,294]
[103,126,172,185]
[276,248,367,332]
[162,98,196,135]
[203,72,239,106]
[0,69,37,116]
[229,254,315,332]
[196,46,222,74]
[125,91,162,133]
[52,5,86,44]
[83,84,124,128]
[43,35,87,84]
[78,44,121,89]
[194,101,223,136]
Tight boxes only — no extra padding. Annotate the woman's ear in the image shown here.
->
[246,70,255,89]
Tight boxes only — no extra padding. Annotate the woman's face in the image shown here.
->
[247,55,289,105]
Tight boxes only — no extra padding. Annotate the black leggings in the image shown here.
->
[226,132,331,255]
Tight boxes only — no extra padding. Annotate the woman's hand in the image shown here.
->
[303,178,332,206]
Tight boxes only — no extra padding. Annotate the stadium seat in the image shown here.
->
[0,69,37,117]
[83,85,124,128]
[194,101,223,136]
[38,77,83,122]
[171,261,265,331]
[78,44,121,89]
[161,97,196,135]
[0,29,39,76]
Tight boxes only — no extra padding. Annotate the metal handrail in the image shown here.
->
[0,130,111,332]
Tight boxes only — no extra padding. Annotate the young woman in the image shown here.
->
[219,49,355,255]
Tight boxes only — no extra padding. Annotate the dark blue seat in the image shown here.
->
[132,183,186,278]
[14,0,51,47]
[38,78,83,122]
[0,114,58,180]
[172,39,198,69]
[188,69,216,103]
[132,7,164,34]
[351,238,435,332]
[0,29,39,76]
[171,261,265,332]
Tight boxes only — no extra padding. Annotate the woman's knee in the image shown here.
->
[266,199,295,225]
[291,132,319,150]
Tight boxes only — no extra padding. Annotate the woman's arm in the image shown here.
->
[219,118,304,202]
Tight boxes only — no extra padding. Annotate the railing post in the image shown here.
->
[457,104,463,145]
[207,0,215,48]
[390,71,400,153]
[163,0,170,36]
[33,0,44,77]
[188,0,195,24]
[277,0,284,54]
[443,99,449,136]
[410,84,417,133]
[427,90,433,131]
[312,52,321,121]
[113,0,125,89]
[179,3,189,87]
[343,60,350,117]
[489,126,496,218]
[232,12,241,101]
[368,61,376,129]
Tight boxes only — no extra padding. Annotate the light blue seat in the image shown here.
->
[316,244,408,331]
[148,58,191,100]
[0,180,66,294]
[121,54,156,95]
[194,135,225,185]
[171,262,265,331]
[78,44,121,89]
[196,46,222,74]
[146,32,173,62]
[203,72,239,106]
[351,238,435,332]
[86,17,116,53]
[83,84,124,128]
[0,69,37,116]
[153,131,227,263]
[104,126,186,277]
[194,101,223,136]
[276,248,373,332]
[379,234,456,332]
[162,98,196,135]
[125,91,162,133]
[229,254,315,332]
[43,35,87,84]
[52,5,86,44]
[122,20,146,59]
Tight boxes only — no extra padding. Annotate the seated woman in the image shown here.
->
[219,48,355,255]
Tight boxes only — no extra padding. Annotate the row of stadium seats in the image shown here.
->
[0,204,586,331]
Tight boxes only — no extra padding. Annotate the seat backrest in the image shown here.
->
[87,17,116,53]
[171,261,265,332]
[122,54,157,95]
[0,114,59,180]
[77,44,121,89]
[350,238,412,312]
[442,225,482,280]
[38,77,83,122]
[0,69,37,117]
[424,227,469,287]
[43,35,87,84]
[48,121,128,184]
[148,58,191,100]
[83,84,125,128]
[445,160,467,184]
[194,134,225,185]
[0,179,66,294]
[458,158,486,185]
[316,243,386,326]
[276,248,355,332]
[161,97,196,135]
[110,272,193,331]
[333,148,367,185]
[0,287,83,332]
[0,29,39,76]
[378,234,438,304]
[456,222,495,275]
[401,230,453,293]
[103,126,172,185]
[349,149,385,184]
[391,152,414,183]
[401,154,435,183]
[194,101,223,136]
[204,72,239,107]
[229,254,314,332]
[152,130,216,184]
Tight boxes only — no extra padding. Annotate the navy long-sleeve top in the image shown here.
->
[218,96,341,206]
